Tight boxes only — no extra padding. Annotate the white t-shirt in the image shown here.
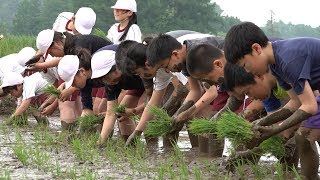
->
[153,68,188,91]
[0,54,25,80]
[107,23,142,44]
[22,72,49,100]
[40,55,59,84]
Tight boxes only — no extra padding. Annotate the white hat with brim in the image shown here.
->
[75,7,96,35]
[36,29,54,55]
[52,12,74,32]
[58,55,79,89]
[0,72,24,88]
[17,47,36,67]
[111,0,137,12]
[91,50,116,79]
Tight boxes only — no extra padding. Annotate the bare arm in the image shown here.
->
[29,57,62,70]
[13,99,32,116]
[100,100,117,142]
[135,88,167,131]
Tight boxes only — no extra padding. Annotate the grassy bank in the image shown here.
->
[0,35,36,57]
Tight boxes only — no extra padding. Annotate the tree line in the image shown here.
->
[0,0,319,38]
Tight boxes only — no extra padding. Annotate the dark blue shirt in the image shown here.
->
[262,90,281,112]
[270,38,320,95]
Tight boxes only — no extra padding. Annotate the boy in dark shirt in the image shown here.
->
[224,21,320,179]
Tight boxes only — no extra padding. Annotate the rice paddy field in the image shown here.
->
[0,36,309,179]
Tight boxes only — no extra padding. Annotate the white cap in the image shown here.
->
[0,72,24,88]
[58,55,79,89]
[91,50,116,79]
[36,29,54,54]
[111,0,137,12]
[52,12,74,32]
[17,47,36,67]
[74,7,96,35]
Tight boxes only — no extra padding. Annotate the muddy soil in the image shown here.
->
[0,116,304,180]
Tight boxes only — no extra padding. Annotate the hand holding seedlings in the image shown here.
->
[115,107,136,117]
[59,88,74,101]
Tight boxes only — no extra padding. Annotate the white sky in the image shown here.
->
[213,0,320,28]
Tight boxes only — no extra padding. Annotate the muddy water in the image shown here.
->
[0,116,308,179]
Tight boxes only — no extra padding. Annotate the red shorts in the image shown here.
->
[126,89,144,97]
[96,87,106,99]
[30,94,48,107]
[57,78,79,101]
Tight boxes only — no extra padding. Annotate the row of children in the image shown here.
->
[2,0,318,178]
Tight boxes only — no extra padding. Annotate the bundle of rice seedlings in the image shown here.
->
[274,83,288,99]
[42,85,61,97]
[216,110,253,145]
[188,118,216,135]
[130,115,140,122]
[113,104,126,114]
[7,113,28,126]
[93,28,109,41]
[78,114,104,132]
[144,107,172,137]
[259,135,286,158]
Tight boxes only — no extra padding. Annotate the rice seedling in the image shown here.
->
[42,84,61,97]
[31,147,50,170]
[0,169,11,180]
[130,115,140,122]
[7,113,28,126]
[77,114,104,132]
[193,167,203,180]
[216,110,253,146]
[275,162,284,180]
[291,166,302,180]
[188,118,216,135]
[274,83,288,99]
[93,28,109,41]
[259,136,286,158]
[12,141,29,166]
[113,104,126,114]
[144,106,172,137]
[80,168,97,180]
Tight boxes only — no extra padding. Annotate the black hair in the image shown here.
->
[186,43,223,75]
[119,13,138,41]
[115,40,138,69]
[2,85,18,94]
[108,65,117,74]
[224,22,269,64]
[63,32,79,55]
[146,34,182,67]
[223,63,256,91]
[73,47,92,70]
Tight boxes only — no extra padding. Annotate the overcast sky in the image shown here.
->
[214,0,320,28]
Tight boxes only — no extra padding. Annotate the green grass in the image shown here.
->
[0,35,35,57]
[144,107,172,137]
[188,118,216,135]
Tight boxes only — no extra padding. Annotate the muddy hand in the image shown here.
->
[125,130,143,146]
[59,88,74,102]
[41,105,56,116]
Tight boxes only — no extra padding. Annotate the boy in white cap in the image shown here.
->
[1,72,49,124]
[108,0,141,44]
[52,12,75,34]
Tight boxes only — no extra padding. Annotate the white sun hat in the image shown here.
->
[58,55,79,88]
[17,47,36,67]
[0,72,24,88]
[91,50,116,79]
[36,29,55,55]
[74,7,96,35]
[52,12,75,33]
[111,0,137,12]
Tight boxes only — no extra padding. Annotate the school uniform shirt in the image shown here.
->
[107,23,142,44]
[40,55,59,84]
[0,54,25,80]
[22,72,49,101]
[153,68,188,91]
